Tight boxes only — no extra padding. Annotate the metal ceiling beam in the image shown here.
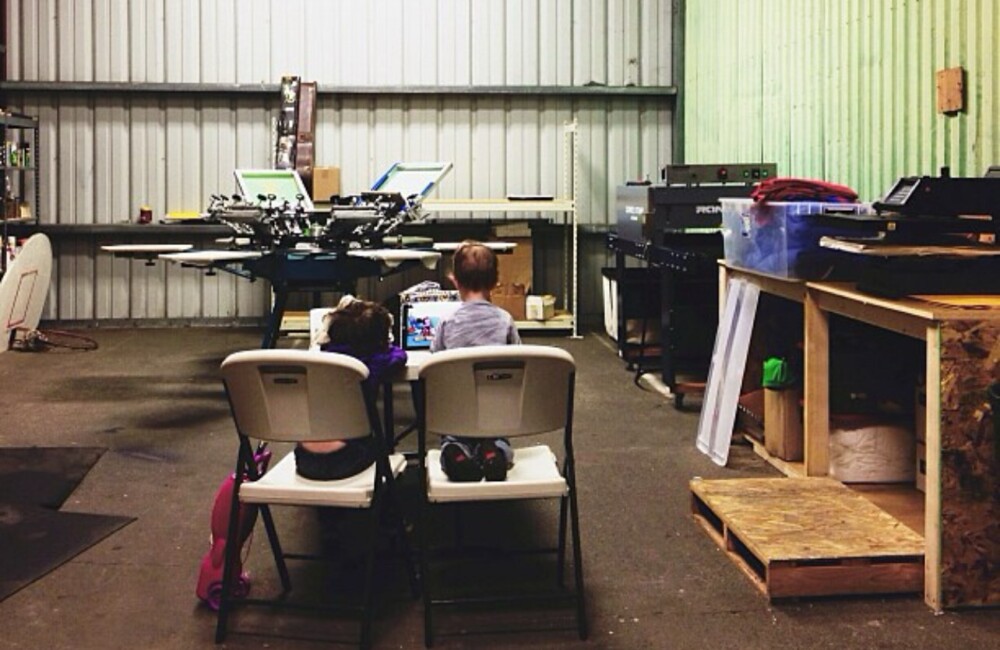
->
[0,81,678,99]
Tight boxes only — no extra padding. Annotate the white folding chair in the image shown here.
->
[215,349,415,649]
[415,345,587,646]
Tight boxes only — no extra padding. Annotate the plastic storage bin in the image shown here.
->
[720,199,865,278]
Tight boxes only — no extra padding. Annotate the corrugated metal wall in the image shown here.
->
[684,0,998,201]
[4,0,675,324]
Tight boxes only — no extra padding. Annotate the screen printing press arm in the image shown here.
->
[157,250,264,279]
[430,241,517,253]
[101,244,195,266]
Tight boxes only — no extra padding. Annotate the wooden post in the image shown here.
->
[924,325,941,611]
[764,388,803,461]
[803,290,829,476]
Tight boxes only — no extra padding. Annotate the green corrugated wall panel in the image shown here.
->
[685,0,999,201]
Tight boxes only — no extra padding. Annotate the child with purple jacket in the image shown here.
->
[294,297,406,480]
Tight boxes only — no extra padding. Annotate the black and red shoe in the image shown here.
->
[442,443,483,482]
[478,440,508,482]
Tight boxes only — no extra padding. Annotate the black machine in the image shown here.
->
[608,163,776,407]
[821,168,1000,297]
[874,172,1000,222]
[616,163,778,244]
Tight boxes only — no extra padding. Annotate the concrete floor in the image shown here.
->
[0,327,997,649]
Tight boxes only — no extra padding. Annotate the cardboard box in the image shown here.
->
[312,166,341,202]
[916,441,926,493]
[525,294,556,321]
[493,283,526,321]
[764,388,803,461]
[493,223,533,292]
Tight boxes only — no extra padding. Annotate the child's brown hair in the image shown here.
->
[451,240,499,292]
[325,299,392,357]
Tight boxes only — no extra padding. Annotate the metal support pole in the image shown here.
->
[1,0,7,85]
[565,119,582,339]
[671,0,686,164]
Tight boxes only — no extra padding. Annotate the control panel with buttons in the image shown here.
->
[661,163,778,186]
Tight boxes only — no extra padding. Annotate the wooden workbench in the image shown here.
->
[719,263,1000,611]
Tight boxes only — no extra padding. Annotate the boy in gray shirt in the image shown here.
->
[431,241,521,481]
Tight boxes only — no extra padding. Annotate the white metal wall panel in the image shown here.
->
[12,0,672,87]
[8,0,673,323]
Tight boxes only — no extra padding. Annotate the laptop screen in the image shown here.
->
[401,301,461,350]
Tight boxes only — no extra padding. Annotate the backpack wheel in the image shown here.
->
[204,583,223,611]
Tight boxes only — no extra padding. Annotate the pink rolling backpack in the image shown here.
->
[196,446,272,610]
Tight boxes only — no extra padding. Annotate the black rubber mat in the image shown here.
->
[0,447,106,509]
[0,447,133,602]
[0,503,133,601]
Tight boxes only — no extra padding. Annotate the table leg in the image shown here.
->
[261,288,289,349]
[803,290,829,477]
[660,268,676,391]
[923,325,942,611]
[382,379,395,453]
[615,249,626,360]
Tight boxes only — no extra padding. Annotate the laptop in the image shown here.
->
[401,300,461,353]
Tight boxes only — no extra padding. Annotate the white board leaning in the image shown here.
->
[0,234,53,354]
[695,278,760,466]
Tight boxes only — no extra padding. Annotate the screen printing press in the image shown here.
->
[102,163,512,348]
[607,163,777,408]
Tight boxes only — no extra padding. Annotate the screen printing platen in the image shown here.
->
[234,169,315,211]
[370,162,453,200]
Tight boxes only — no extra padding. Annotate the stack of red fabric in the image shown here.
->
[750,177,858,203]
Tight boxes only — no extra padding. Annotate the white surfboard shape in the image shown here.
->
[0,233,53,354]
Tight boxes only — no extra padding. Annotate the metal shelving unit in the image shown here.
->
[422,119,581,337]
[0,113,40,275]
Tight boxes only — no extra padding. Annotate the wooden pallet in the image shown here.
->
[691,477,924,599]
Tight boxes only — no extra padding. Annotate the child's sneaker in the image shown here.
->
[478,440,508,482]
[441,443,482,482]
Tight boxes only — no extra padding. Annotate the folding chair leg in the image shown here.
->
[258,504,292,595]
[380,474,420,599]
[419,500,434,647]
[215,536,239,643]
[568,489,588,640]
[215,474,245,644]
[359,506,380,650]
[557,495,569,588]
[453,505,465,548]
[394,504,421,599]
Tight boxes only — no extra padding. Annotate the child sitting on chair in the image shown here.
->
[295,296,406,480]
[431,241,521,482]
